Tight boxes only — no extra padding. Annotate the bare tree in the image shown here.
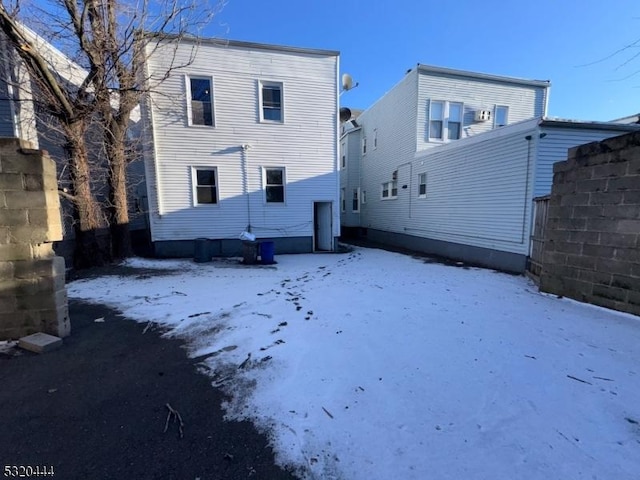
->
[0,0,224,265]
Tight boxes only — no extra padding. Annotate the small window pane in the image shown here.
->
[194,168,217,204]
[449,103,462,122]
[430,101,444,120]
[496,106,509,127]
[197,186,217,204]
[391,181,398,197]
[266,186,284,203]
[266,169,283,185]
[197,170,216,186]
[448,121,461,140]
[430,120,443,139]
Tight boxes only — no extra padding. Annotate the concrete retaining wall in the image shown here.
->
[0,138,69,339]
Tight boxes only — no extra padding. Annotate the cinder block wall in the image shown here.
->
[540,132,640,316]
[0,138,70,339]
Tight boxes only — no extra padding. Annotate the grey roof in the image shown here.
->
[417,63,550,88]
[540,116,640,132]
[610,112,640,124]
[151,33,339,57]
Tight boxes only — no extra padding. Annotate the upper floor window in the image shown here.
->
[352,188,360,212]
[341,142,346,169]
[373,129,378,149]
[495,105,509,128]
[429,100,463,141]
[264,167,285,203]
[193,167,218,204]
[260,81,284,122]
[188,77,214,126]
[362,137,367,155]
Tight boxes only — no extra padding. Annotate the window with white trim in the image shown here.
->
[381,180,398,199]
[193,168,218,204]
[341,188,346,212]
[341,142,346,169]
[373,129,378,149]
[264,167,285,203]
[495,105,509,128]
[259,81,283,122]
[418,173,427,198]
[362,137,367,155]
[362,190,367,204]
[352,188,360,212]
[188,77,214,126]
[429,100,463,141]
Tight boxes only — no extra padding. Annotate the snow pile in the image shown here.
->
[68,248,640,480]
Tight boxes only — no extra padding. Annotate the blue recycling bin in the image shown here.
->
[260,241,275,264]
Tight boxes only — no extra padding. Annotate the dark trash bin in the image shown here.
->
[260,240,275,265]
[242,241,259,264]
[194,238,210,263]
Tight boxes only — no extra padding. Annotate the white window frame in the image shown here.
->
[341,188,346,212]
[373,129,378,149]
[494,105,509,128]
[341,142,346,169]
[352,188,360,213]
[418,173,427,198]
[263,167,286,204]
[428,100,464,142]
[259,80,284,123]
[191,167,219,206]
[362,190,367,204]
[186,75,215,127]
[381,180,398,200]
[362,137,367,155]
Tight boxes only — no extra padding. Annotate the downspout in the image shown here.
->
[522,130,543,244]
[241,145,252,232]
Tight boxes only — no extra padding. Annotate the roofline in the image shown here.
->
[540,116,640,132]
[416,63,551,88]
[147,33,339,57]
[414,116,640,159]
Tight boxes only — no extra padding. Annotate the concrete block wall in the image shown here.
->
[0,137,69,339]
[540,131,640,316]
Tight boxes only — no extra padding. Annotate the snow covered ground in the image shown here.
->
[68,247,640,480]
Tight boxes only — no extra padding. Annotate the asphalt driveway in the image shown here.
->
[0,299,297,480]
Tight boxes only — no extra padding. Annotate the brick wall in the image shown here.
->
[540,131,640,316]
[0,138,70,339]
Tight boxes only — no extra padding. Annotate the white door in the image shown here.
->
[314,202,333,251]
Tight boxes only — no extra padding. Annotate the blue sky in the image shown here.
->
[207,0,639,121]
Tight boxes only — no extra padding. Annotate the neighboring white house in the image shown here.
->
[140,37,340,257]
[361,116,640,272]
[340,64,640,272]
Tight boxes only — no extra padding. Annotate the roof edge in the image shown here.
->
[540,116,640,132]
[146,33,339,57]
[417,63,550,88]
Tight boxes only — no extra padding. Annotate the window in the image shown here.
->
[381,180,397,199]
[362,190,367,204]
[264,168,285,203]
[362,137,367,155]
[260,81,283,122]
[341,188,346,212]
[429,101,444,140]
[495,105,509,127]
[189,77,214,126]
[429,100,464,141]
[193,168,217,204]
[373,129,378,149]
[341,142,346,169]
[448,103,462,140]
[352,188,360,212]
[418,173,427,198]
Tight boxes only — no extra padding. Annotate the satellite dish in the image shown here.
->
[339,107,352,123]
[342,73,354,91]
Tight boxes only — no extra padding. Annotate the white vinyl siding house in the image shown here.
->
[140,37,340,256]
[339,123,362,228]
[363,117,639,272]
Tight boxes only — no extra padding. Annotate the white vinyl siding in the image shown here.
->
[339,127,363,227]
[417,71,548,151]
[142,39,339,241]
